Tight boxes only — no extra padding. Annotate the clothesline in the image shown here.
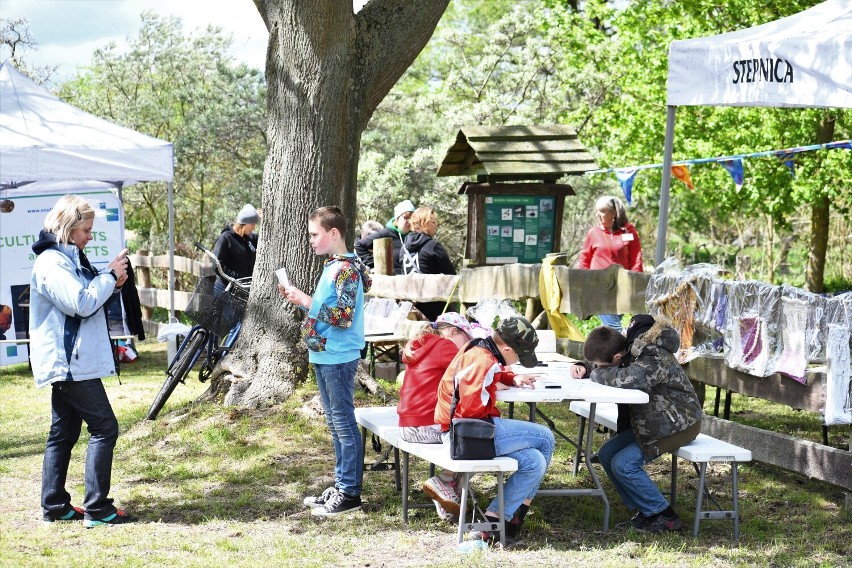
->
[582,139,852,205]
[585,139,852,175]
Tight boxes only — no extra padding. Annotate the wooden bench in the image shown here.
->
[569,401,752,540]
[354,406,518,546]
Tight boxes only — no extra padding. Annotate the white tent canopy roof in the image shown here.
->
[0,62,174,185]
[667,0,852,108]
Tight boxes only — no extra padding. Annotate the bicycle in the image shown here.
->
[145,242,251,420]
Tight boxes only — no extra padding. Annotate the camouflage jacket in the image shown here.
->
[590,319,703,460]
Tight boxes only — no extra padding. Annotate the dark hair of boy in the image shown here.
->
[583,325,629,363]
[310,206,348,236]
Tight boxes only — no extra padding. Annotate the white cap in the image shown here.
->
[393,199,415,220]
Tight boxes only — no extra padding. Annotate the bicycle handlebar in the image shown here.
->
[195,241,250,291]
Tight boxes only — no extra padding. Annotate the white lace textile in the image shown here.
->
[775,297,808,384]
[825,324,852,425]
[727,314,769,376]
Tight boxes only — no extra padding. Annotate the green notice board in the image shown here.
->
[484,195,556,264]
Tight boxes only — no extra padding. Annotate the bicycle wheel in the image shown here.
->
[146,329,208,420]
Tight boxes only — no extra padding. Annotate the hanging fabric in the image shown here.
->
[825,324,852,425]
[774,296,808,384]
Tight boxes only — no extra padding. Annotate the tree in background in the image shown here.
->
[357,0,612,268]
[0,17,57,83]
[216,0,451,408]
[60,12,267,258]
[546,0,851,289]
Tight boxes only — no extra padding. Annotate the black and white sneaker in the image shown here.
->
[311,491,361,517]
[303,486,338,509]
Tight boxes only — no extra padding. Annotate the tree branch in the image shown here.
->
[354,0,450,129]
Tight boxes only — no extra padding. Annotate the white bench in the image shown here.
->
[354,406,518,546]
[568,402,752,540]
[568,401,619,476]
[672,433,752,539]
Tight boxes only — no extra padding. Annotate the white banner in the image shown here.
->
[0,190,125,366]
[667,0,852,109]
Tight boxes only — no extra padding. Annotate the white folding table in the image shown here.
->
[496,376,648,532]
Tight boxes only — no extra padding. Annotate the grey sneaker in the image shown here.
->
[303,486,337,508]
[432,500,458,523]
[422,475,461,516]
[311,491,361,517]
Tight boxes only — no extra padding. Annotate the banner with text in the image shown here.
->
[0,190,125,366]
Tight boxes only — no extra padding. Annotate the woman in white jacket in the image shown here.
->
[30,194,135,527]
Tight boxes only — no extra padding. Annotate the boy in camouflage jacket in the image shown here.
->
[570,315,703,532]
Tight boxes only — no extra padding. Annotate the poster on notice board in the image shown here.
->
[484,194,555,264]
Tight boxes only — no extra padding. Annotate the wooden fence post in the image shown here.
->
[373,237,394,275]
[136,249,154,320]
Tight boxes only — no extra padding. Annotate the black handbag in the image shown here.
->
[448,374,496,460]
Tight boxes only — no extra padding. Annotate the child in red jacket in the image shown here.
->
[398,313,473,521]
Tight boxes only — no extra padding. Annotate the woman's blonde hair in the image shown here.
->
[409,207,435,233]
[44,195,96,244]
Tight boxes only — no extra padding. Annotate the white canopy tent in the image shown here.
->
[0,62,178,316]
[657,0,852,262]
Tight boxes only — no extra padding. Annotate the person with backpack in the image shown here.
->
[355,199,415,274]
[400,206,455,320]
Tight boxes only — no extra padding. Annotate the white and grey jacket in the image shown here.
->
[29,232,119,388]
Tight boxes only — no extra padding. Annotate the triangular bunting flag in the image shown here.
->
[718,158,744,192]
[775,149,800,178]
[671,164,694,190]
[614,168,638,206]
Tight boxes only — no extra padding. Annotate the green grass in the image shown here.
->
[1,341,850,567]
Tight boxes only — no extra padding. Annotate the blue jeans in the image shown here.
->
[597,429,670,517]
[487,417,555,520]
[42,379,119,520]
[598,314,623,333]
[314,360,363,497]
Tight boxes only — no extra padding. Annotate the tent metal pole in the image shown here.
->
[655,105,677,265]
[168,181,175,320]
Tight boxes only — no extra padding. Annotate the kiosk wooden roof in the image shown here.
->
[437,125,597,181]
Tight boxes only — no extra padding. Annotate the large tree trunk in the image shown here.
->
[211,0,450,408]
[805,116,836,293]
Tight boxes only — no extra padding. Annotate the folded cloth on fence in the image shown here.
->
[157,321,192,342]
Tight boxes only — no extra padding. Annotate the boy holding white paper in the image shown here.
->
[278,206,371,517]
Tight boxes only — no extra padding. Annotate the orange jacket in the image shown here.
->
[434,339,516,430]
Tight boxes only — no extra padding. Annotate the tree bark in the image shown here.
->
[212,0,450,408]
[805,116,836,293]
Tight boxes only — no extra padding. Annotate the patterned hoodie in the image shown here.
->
[589,318,703,460]
[300,253,372,365]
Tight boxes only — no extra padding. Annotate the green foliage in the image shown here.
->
[58,12,267,257]
[546,0,851,282]
[367,0,852,285]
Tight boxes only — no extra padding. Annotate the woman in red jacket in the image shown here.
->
[397,313,472,521]
[576,196,643,333]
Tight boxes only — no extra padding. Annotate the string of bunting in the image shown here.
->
[586,139,852,205]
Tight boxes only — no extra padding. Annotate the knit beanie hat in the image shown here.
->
[237,204,259,224]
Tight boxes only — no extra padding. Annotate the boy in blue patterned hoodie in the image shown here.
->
[279,206,372,516]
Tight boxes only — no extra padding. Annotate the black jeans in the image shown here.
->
[42,379,119,520]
